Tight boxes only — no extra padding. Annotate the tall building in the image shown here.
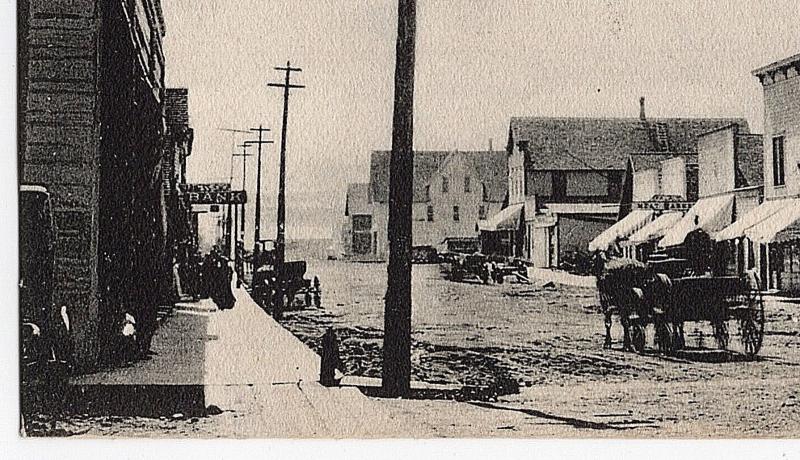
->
[18,0,168,370]
[745,53,800,291]
[163,88,195,265]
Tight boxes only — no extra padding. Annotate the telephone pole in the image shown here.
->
[219,127,250,259]
[247,126,274,247]
[268,61,304,319]
[382,0,416,398]
[233,143,253,241]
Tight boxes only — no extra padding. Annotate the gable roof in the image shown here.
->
[369,150,507,203]
[509,117,750,171]
[345,183,371,216]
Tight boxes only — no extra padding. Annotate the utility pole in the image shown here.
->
[219,127,249,259]
[233,143,253,242]
[268,61,304,319]
[247,126,274,247]
[382,0,416,398]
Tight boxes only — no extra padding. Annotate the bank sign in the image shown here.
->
[180,183,247,205]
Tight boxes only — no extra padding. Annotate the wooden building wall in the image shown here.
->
[20,0,101,370]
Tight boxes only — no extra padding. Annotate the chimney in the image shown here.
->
[489,138,493,152]
[639,97,646,121]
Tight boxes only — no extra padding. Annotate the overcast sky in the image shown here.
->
[162,0,798,243]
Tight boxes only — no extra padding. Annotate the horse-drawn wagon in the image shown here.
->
[252,255,321,312]
[596,258,765,358]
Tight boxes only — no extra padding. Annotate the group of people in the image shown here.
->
[173,247,236,310]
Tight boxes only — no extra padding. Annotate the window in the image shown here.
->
[352,233,372,255]
[425,185,430,200]
[464,176,471,192]
[478,205,486,220]
[773,136,786,186]
[426,205,434,222]
[442,176,449,193]
[352,215,372,232]
[453,205,460,222]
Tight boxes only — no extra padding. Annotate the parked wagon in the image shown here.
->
[448,253,490,283]
[252,256,321,311]
[596,258,765,358]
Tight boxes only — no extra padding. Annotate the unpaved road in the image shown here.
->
[280,260,800,437]
[26,260,800,437]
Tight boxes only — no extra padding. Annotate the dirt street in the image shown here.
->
[279,260,800,437]
[27,259,800,438]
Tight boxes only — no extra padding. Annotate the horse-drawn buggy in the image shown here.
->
[252,249,321,312]
[444,252,491,283]
[596,232,765,358]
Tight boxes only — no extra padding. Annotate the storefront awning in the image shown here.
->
[658,194,734,248]
[714,199,790,241]
[588,209,654,252]
[745,198,800,244]
[478,203,523,232]
[624,211,684,246]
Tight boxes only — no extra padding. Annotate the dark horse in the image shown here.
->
[595,257,680,352]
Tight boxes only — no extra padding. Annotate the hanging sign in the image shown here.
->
[180,183,247,204]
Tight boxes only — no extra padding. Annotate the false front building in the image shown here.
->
[711,53,800,292]
[494,98,748,268]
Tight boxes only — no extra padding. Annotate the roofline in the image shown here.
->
[697,122,741,138]
[752,53,800,77]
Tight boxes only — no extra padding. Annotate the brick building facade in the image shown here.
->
[163,88,195,265]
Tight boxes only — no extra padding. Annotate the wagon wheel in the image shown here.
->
[631,323,646,354]
[655,319,675,355]
[712,320,729,350]
[739,289,765,358]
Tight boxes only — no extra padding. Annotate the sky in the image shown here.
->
[161,0,799,244]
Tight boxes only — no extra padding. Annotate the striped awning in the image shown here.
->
[745,198,800,244]
[588,209,654,252]
[624,211,684,246]
[715,199,789,241]
[659,194,734,247]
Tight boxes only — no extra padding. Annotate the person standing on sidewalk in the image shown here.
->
[210,251,236,310]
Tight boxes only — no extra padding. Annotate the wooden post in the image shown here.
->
[248,127,273,248]
[381,0,416,398]
[268,62,304,320]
